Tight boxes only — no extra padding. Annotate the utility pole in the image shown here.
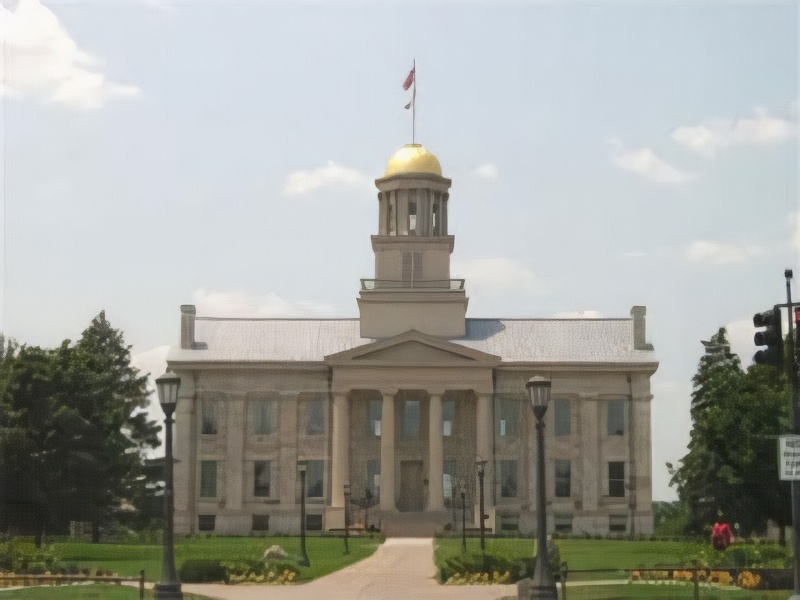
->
[785,270,800,600]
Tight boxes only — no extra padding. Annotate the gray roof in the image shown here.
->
[167,317,656,365]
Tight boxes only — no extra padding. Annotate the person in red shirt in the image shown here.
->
[712,522,733,550]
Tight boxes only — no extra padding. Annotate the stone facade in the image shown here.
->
[167,144,658,537]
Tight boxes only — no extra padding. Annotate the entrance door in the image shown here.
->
[399,460,424,511]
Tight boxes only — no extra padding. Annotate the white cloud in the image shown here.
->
[684,240,762,265]
[451,258,543,298]
[611,145,696,184]
[0,0,140,108]
[551,310,603,319]
[671,110,796,158]
[193,288,336,318]
[650,377,693,500]
[130,345,170,458]
[284,161,371,195]
[472,164,498,179]
[726,319,756,366]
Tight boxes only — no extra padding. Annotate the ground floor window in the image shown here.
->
[608,461,625,497]
[306,459,324,498]
[499,460,518,498]
[254,460,271,497]
[200,460,217,498]
[306,514,323,531]
[252,514,269,531]
[198,515,216,532]
[555,459,571,498]
[609,514,627,532]
[554,515,573,533]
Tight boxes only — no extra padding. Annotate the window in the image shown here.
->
[432,199,440,236]
[403,400,420,438]
[498,398,519,438]
[200,460,217,498]
[609,461,625,497]
[607,399,626,436]
[442,400,455,437]
[306,398,324,435]
[443,459,456,501]
[555,460,571,498]
[254,461,271,497]
[554,399,571,437]
[306,460,324,498]
[366,458,380,500]
[250,399,278,435]
[408,200,417,235]
[499,460,518,498]
[554,515,573,533]
[201,399,220,434]
[609,514,628,532]
[306,514,323,531]
[500,515,519,532]
[368,400,382,437]
[198,515,215,532]
[252,514,269,532]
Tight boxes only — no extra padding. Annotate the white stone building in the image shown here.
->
[167,144,658,537]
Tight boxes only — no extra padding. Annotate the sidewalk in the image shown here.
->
[181,538,518,600]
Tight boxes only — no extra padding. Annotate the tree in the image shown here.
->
[0,312,162,541]
[669,328,792,539]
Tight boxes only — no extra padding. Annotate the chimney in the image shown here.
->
[631,306,654,350]
[180,305,196,349]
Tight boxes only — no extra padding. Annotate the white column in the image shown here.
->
[330,392,350,508]
[476,393,493,508]
[428,391,445,510]
[173,372,195,534]
[380,390,397,511]
[225,393,245,510]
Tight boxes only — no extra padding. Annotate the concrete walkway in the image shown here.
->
[181,538,518,600]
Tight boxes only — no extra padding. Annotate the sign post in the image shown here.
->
[779,435,800,481]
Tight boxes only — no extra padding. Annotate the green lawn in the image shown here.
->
[0,584,216,599]
[53,535,381,582]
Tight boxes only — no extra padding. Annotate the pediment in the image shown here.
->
[325,329,500,367]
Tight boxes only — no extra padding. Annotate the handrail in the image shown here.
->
[361,279,465,291]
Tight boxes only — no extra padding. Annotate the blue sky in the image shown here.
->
[2,0,798,501]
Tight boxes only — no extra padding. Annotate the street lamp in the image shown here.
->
[343,482,351,554]
[297,461,310,567]
[460,480,467,554]
[521,375,558,600]
[154,370,183,600]
[476,458,487,556]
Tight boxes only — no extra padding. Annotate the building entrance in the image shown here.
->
[398,460,424,511]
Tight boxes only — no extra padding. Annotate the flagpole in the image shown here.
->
[412,58,416,145]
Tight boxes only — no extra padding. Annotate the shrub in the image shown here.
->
[738,570,761,590]
[0,539,60,574]
[178,559,228,583]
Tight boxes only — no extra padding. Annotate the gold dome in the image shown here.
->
[385,144,442,177]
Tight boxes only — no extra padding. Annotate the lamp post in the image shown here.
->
[521,376,558,600]
[154,370,183,600]
[297,462,310,567]
[476,458,487,555]
[343,482,351,554]
[460,480,467,554]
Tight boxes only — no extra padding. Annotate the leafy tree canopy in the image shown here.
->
[0,312,161,541]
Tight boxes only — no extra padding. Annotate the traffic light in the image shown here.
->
[753,307,783,367]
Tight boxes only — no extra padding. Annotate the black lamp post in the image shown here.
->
[476,458,487,555]
[343,482,351,554]
[460,480,467,554]
[297,461,310,567]
[522,376,558,600]
[154,370,183,600]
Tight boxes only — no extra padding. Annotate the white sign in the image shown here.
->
[779,435,800,480]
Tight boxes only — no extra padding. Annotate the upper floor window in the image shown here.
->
[403,400,420,439]
[554,398,571,437]
[250,398,278,435]
[368,399,382,437]
[306,398,324,435]
[607,399,626,436]
[442,400,455,437]
[201,399,221,435]
[498,398,520,438]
